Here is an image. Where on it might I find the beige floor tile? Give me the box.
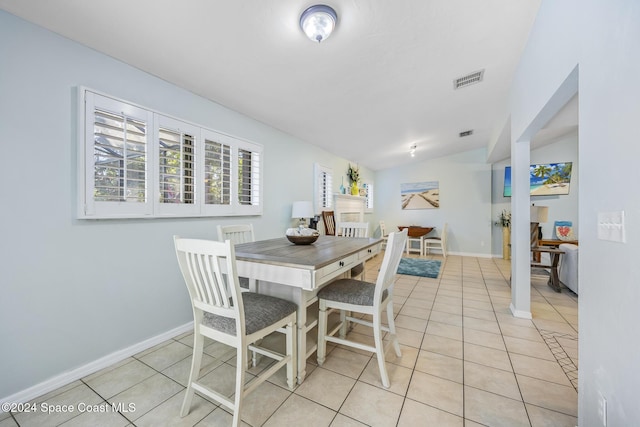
[398,398,463,427]
[340,382,404,427]
[421,333,463,359]
[398,305,430,319]
[463,328,506,351]
[386,343,419,369]
[463,343,512,372]
[463,299,494,311]
[414,350,463,383]
[394,314,428,332]
[462,306,497,321]
[504,335,556,361]
[463,317,501,334]
[137,341,193,371]
[429,310,463,327]
[295,367,356,410]
[510,353,572,387]
[264,394,337,427]
[58,409,131,427]
[464,361,521,400]
[393,326,424,348]
[532,318,577,335]
[197,407,250,426]
[432,301,464,315]
[517,375,578,417]
[108,373,182,421]
[500,323,545,343]
[235,381,292,426]
[434,295,463,307]
[161,352,222,387]
[426,321,462,341]
[84,359,158,399]
[464,386,529,427]
[526,403,578,427]
[318,347,370,379]
[330,413,368,426]
[407,371,463,417]
[360,357,413,395]
[134,391,215,427]
[0,418,19,427]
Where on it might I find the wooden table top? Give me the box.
[539,239,578,246]
[234,236,381,270]
[397,226,434,237]
[531,246,564,254]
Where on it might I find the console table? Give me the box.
[533,239,578,262]
[531,246,565,292]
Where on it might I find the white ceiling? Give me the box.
[1,0,551,170]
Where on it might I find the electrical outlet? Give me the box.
[598,394,607,426]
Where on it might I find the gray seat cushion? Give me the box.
[203,292,297,335]
[317,278,387,306]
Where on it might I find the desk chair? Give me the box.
[317,229,407,388]
[174,236,297,427]
[424,223,448,258]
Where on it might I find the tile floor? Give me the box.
[1,254,578,427]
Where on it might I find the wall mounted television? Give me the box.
[503,162,572,197]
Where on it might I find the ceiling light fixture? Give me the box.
[410,144,417,157]
[300,5,338,43]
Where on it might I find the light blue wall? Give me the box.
[374,148,493,257]
[0,11,372,398]
[491,132,579,256]
[509,0,640,424]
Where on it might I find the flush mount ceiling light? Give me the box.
[410,144,417,157]
[300,5,338,43]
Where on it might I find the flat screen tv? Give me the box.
[503,162,572,197]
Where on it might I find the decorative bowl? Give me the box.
[286,234,319,245]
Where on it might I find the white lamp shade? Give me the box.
[300,5,337,43]
[530,206,549,223]
[292,201,314,219]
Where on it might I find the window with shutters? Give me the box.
[314,163,333,213]
[79,88,263,218]
[362,182,374,213]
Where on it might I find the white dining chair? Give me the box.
[174,236,297,427]
[218,224,255,289]
[336,221,369,280]
[424,223,448,258]
[316,229,408,388]
[379,220,389,249]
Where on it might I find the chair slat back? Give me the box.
[379,220,387,237]
[322,211,336,236]
[375,229,408,297]
[217,224,255,244]
[337,221,369,238]
[174,236,243,326]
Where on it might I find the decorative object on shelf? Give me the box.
[339,177,346,194]
[347,163,360,195]
[553,220,575,241]
[299,4,337,43]
[495,210,511,260]
[285,227,319,245]
[291,200,315,230]
[400,181,439,209]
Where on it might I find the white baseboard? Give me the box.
[510,303,532,319]
[1,322,193,409]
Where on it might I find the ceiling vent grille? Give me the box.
[453,69,484,89]
[459,130,473,137]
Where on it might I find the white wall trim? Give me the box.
[510,303,532,319]
[1,322,193,409]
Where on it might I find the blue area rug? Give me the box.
[397,258,442,278]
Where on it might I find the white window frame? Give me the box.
[314,163,333,213]
[78,87,263,219]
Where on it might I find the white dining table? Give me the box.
[234,235,382,383]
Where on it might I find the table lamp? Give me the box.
[530,205,549,244]
[292,201,314,229]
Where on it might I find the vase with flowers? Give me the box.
[347,163,360,195]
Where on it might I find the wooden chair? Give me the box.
[321,211,336,236]
[174,236,297,427]
[424,223,448,258]
[317,229,408,388]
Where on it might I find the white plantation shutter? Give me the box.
[314,163,333,212]
[79,87,263,218]
[363,182,374,212]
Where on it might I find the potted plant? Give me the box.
[347,164,360,195]
[495,210,511,260]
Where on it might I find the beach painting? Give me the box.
[503,162,572,197]
[401,181,439,210]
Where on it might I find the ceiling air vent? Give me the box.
[453,69,484,89]
[459,130,473,137]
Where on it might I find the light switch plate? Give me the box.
[597,211,626,243]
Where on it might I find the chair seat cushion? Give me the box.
[318,278,387,306]
[203,292,297,335]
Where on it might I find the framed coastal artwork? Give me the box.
[401,181,439,210]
